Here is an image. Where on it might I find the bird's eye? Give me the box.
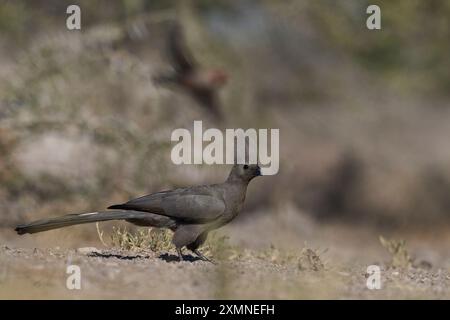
[243,165,249,170]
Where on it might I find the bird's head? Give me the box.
[228,164,262,183]
[209,69,228,87]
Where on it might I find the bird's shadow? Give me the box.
[85,250,203,263]
[158,253,202,263]
[87,251,149,260]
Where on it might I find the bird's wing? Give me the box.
[167,23,197,74]
[190,88,222,120]
[108,186,225,223]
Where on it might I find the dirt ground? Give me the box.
[1,211,450,300]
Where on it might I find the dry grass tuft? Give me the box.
[202,233,234,261]
[379,236,412,269]
[254,244,296,265]
[96,223,173,253]
[298,245,327,271]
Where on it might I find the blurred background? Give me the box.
[1,0,450,259]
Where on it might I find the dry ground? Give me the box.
[1,211,450,300]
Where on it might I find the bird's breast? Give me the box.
[220,187,247,223]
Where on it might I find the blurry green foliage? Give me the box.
[0,1,30,39]
[305,0,450,93]
[1,0,448,95]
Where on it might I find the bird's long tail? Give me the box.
[15,210,150,235]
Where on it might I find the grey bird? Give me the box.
[15,164,261,262]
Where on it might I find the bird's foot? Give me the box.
[193,249,217,264]
[177,248,184,262]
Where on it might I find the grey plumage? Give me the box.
[15,164,261,262]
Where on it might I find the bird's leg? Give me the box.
[177,248,184,262]
[192,249,217,264]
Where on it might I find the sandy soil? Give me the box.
[1,245,449,299]
[1,211,450,299]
